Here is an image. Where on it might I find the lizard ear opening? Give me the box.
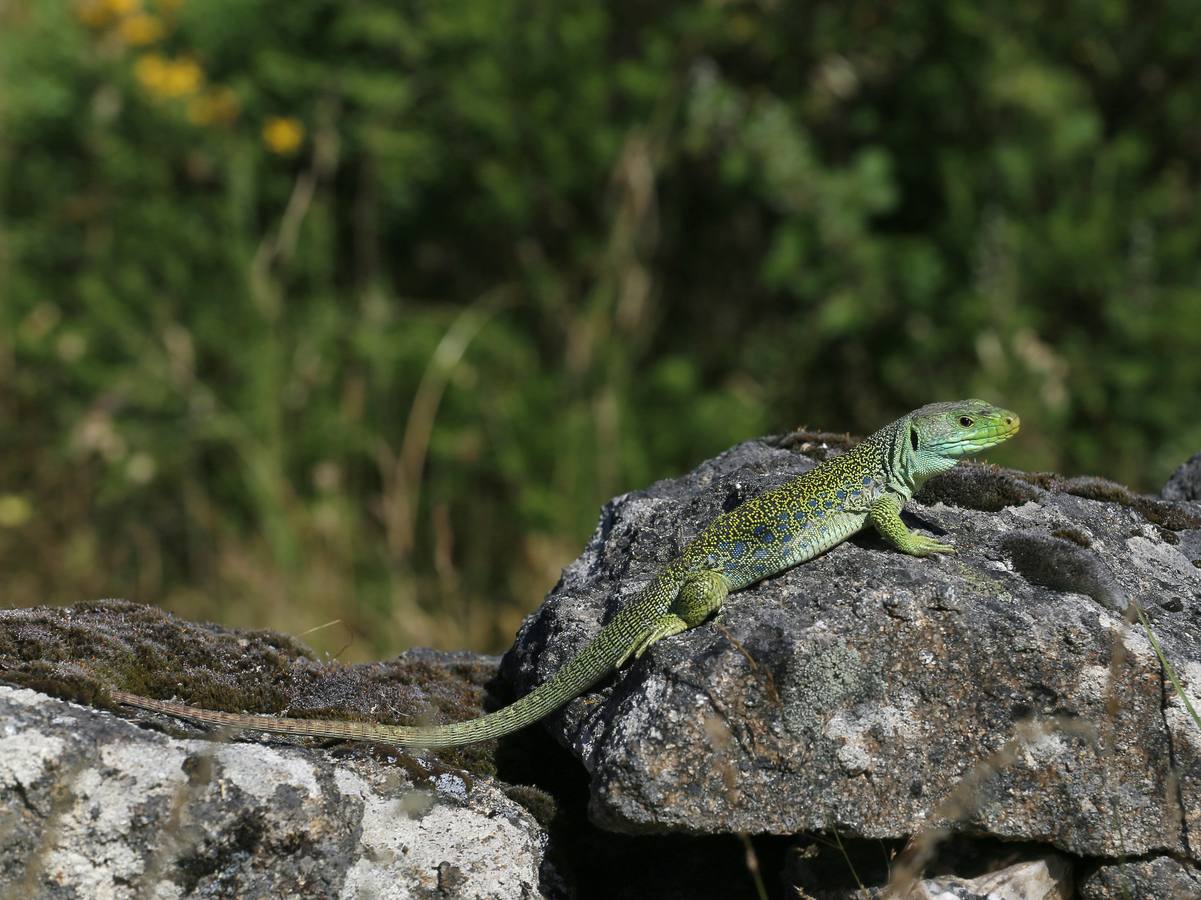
[909,424,920,452]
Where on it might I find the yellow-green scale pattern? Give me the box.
[679,422,899,591]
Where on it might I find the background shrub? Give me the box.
[3,0,1199,656]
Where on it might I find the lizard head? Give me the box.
[903,400,1020,478]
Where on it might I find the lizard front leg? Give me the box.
[617,570,729,666]
[869,494,956,557]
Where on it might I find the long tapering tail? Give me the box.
[112,584,673,749]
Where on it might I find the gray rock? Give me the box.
[0,682,550,899]
[0,603,558,897]
[502,436,1201,870]
[1165,451,1201,502]
[903,854,1072,899]
[1079,855,1201,899]
[9,436,1201,898]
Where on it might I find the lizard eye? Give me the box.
[958,416,974,427]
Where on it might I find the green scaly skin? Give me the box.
[113,400,1019,748]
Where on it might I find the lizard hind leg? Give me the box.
[617,570,729,666]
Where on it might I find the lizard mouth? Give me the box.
[977,417,1020,446]
[933,416,1021,456]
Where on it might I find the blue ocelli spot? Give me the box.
[835,489,846,499]
[808,498,819,508]
[754,547,769,560]
[850,488,862,497]
[753,526,774,543]
[731,541,747,558]
[815,508,824,518]
[862,475,873,486]
[778,530,792,543]
[794,511,808,525]
[823,499,835,509]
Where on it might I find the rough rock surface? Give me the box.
[6,435,1201,897]
[0,603,794,899]
[0,600,514,777]
[1165,450,1201,502]
[0,602,560,897]
[0,682,549,898]
[502,433,1201,870]
[1078,854,1201,899]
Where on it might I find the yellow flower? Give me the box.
[75,0,141,28]
[75,0,110,27]
[0,495,32,528]
[134,53,168,91]
[119,13,164,46]
[161,57,202,97]
[187,86,240,126]
[262,117,305,155]
[135,53,203,99]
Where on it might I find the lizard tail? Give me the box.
[112,579,677,749]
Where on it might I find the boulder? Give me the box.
[0,604,555,898]
[502,434,1201,869]
[0,681,551,899]
[1164,450,1201,502]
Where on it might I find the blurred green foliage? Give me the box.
[2,0,1200,657]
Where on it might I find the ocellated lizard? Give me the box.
[113,400,1019,748]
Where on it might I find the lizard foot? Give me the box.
[616,613,688,667]
[906,534,956,556]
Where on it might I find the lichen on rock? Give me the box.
[0,683,549,898]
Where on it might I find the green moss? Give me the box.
[0,599,317,716]
[1133,498,1201,531]
[381,745,495,783]
[1058,475,1201,530]
[929,468,1201,532]
[1050,526,1092,548]
[774,429,860,459]
[0,666,109,708]
[438,742,500,777]
[0,601,507,779]
[1154,526,1181,546]
[1057,475,1134,504]
[1011,471,1060,490]
[919,462,1045,511]
[503,784,559,828]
